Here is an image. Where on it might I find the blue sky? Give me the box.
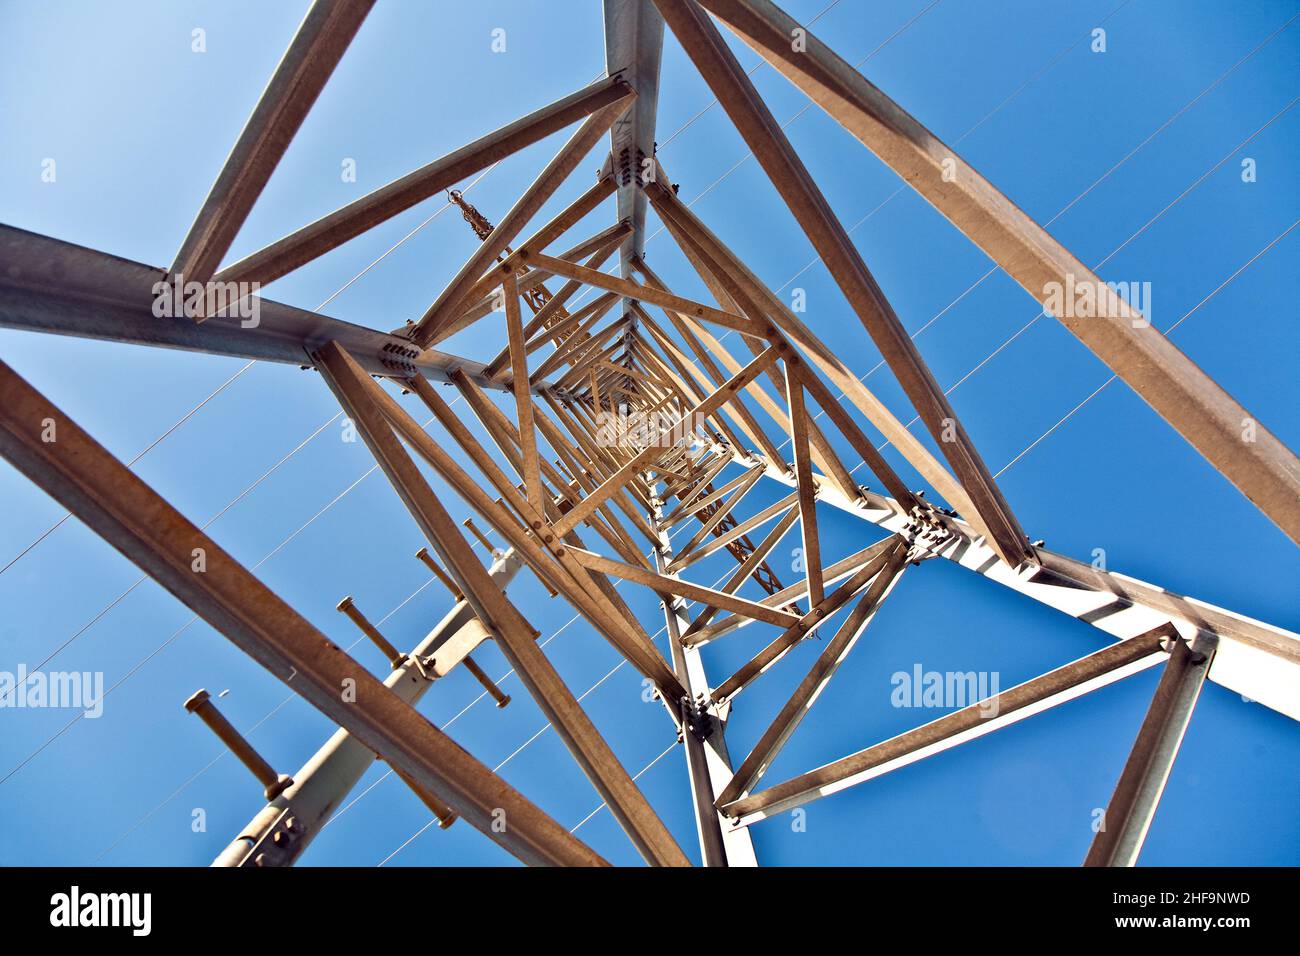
[0,0,1296,867]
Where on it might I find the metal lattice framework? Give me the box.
[1,0,1296,868]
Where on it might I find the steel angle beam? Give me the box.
[603,0,665,280]
[0,225,551,395]
[0,357,605,867]
[721,625,1178,826]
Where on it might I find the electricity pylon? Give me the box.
[0,0,1295,867]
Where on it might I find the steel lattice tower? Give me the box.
[0,0,1296,867]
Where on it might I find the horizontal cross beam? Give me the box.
[0,226,558,396]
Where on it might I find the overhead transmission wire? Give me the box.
[88,0,1149,863]
[726,11,1294,471]
[992,219,1298,479]
[568,739,681,836]
[379,0,1228,866]
[380,2,1298,863]
[0,159,504,583]
[331,8,1300,865]
[90,4,868,860]
[95,0,1248,863]
[1,161,506,766]
[0,361,256,578]
[489,8,1300,861]
[356,2,964,868]
[864,95,1297,464]
[100,511,724,862]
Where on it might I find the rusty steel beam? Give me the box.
[696,0,1300,545]
[315,342,691,866]
[215,553,522,867]
[715,553,907,807]
[722,624,1180,825]
[217,76,635,287]
[410,90,635,347]
[172,0,376,291]
[0,225,558,396]
[0,356,605,867]
[1085,633,1217,866]
[652,0,1031,566]
[603,0,665,279]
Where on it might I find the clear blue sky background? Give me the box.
[0,0,1296,866]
